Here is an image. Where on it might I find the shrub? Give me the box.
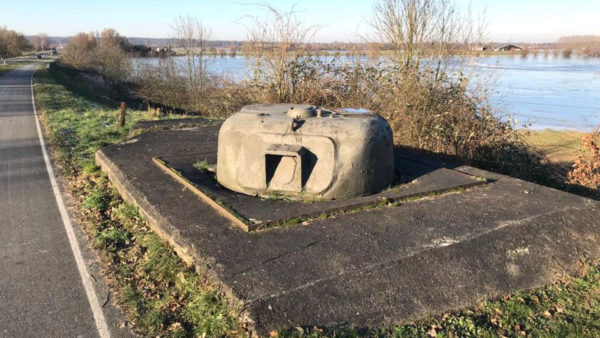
[133,57,254,118]
[133,17,254,118]
[562,48,573,58]
[95,29,132,85]
[234,1,557,184]
[61,32,97,70]
[568,128,600,190]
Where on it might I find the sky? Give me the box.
[1,0,599,43]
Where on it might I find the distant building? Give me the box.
[494,44,523,52]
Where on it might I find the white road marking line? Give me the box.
[29,64,111,338]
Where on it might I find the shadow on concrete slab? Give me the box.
[155,154,488,231]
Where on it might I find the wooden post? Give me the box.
[119,101,126,127]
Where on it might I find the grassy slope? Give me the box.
[34,65,242,337]
[522,129,587,164]
[34,64,600,337]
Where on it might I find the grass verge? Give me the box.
[34,65,243,336]
[0,62,25,75]
[35,64,600,337]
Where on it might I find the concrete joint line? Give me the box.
[30,64,111,338]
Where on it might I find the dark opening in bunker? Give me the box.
[265,145,306,192]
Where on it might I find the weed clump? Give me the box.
[193,159,210,172]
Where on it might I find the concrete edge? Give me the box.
[152,157,251,232]
[95,149,255,328]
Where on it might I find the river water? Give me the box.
[148,55,600,131]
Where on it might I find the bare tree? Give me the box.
[95,28,132,84]
[172,15,211,99]
[372,0,481,76]
[98,28,130,49]
[0,27,29,62]
[61,32,97,69]
[31,33,50,52]
[243,3,319,102]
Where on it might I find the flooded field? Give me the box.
[475,55,600,131]
[143,54,600,131]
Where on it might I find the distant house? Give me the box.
[494,44,523,52]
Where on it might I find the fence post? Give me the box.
[119,101,126,127]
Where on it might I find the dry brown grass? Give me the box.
[521,129,586,164]
[133,58,254,119]
[568,128,600,190]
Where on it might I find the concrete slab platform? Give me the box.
[96,119,600,333]
[154,153,487,231]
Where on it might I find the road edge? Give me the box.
[30,63,112,338]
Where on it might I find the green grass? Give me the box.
[35,65,242,337]
[193,159,211,172]
[34,63,600,337]
[0,62,25,76]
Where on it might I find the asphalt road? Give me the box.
[0,64,104,337]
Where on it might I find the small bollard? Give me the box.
[119,102,126,127]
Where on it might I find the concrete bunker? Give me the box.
[217,104,395,200]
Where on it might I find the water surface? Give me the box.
[143,55,600,131]
[474,55,600,131]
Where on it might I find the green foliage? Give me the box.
[82,183,110,211]
[193,159,210,172]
